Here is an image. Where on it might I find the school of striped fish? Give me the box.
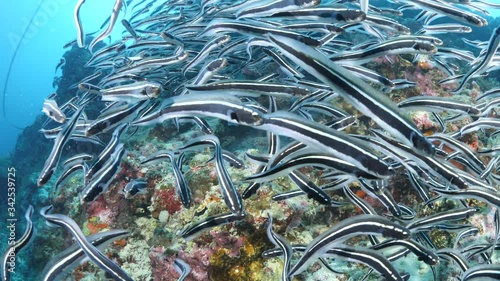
[4,0,500,280]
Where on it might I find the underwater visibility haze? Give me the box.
[2,0,500,280]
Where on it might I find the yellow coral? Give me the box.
[135,217,158,242]
[229,265,247,279]
[242,240,255,256]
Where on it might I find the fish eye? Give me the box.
[146,86,159,97]
[410,132,435,155]
[228,110,240,122]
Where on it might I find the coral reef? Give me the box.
[6,5,500,281]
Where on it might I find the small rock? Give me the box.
[158,210,169,224]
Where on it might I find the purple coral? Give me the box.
[149,243,213,281]
[407,70,438,96]
[412,112,436,131]
[150,247,180,281]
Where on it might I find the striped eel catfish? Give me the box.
[81,143,126,202]
[258,111,393,179]
[142,150,192,208]
[266,33,435,156]
[132,93,264,127]
[26,0,500,279]
[41,229,129,281]
[37,106,86,186]
[173,258,191,281]
[265,214,293,281]
[1,205,34,281]
[461,264,500,281]
[179,135,243,215]
[288,214,410,276]
[40,206,133,281]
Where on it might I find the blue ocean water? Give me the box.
[0,0,124,157]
